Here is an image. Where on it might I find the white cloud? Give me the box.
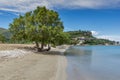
[91,31,99,36]
[96,35,120,42]
[11,12,21,16]
[0,11,19,16]
[0,0,120,13]
[90,30,120,42]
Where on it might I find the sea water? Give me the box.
[66,46,120,80]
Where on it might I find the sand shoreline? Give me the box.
[0,44,70,80]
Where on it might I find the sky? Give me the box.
[0,0,120,41]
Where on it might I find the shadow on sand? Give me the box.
[16,46,64,56]
[35,51,65,56]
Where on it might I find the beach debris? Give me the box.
[0,49,32,58]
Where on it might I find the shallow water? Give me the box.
[66,46,120,80]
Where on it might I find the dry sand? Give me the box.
[0,44,69,80]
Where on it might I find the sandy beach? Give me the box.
[0,44,68,80]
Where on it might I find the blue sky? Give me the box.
[0,0,120,41]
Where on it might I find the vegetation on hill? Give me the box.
[83,38,116,45]
[0,28,7,32]
[67,30,93,38]
[0,28,11,40]
[67,30,117,45]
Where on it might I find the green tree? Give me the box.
[9,6,69,51]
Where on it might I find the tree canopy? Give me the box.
[9,6,69,51]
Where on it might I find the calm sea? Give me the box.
[65,46,120,80]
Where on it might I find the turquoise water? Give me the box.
[66,46,120,80]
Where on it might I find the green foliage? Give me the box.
[9,6,69,50]
[0,34,6,43]
[67,30,93,38]
[83,38,116,45]
[67,30,116,45]
[0,28,7,34]
[0,28,11,39]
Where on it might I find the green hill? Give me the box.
[0,27,11,39]
[67,30,94,38]
[0,28,7,33]
[66,30,117,45]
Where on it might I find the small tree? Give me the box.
[9,6,69,51]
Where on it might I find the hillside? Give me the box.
[0,28,7,33]
[0,27,11,39]
[67,30,94,38]
[67,30,117,45]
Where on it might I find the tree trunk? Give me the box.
[35,41,41,52]
[47,44,51,51]
[35,41,39,48]
[41,39,44,50]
